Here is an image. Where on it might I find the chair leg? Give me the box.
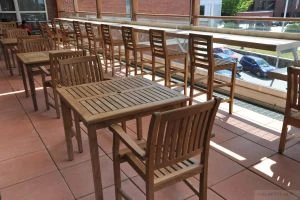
[125,51,130,77]
[207,69,214,101]
[113,136,122,200]
[189,67,195,105]
[229,63,236,114]
[42,75,50,111]
[278,119,289,154]
[146,184,154,200]
[136,117,143,140]
[152,56,156,81]
[74,114,83,153]
[53,90,61,119]
[184,56,188,95]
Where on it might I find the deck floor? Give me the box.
[0,58,299,200]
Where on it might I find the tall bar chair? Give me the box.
[85,22,103,55]
[100,24,124,76]
[58,20,76,49]
[189,33,237,114]
[149,29,188,95]
[73,21,89,51]
[121,26,151,77]
[278,66,300,153]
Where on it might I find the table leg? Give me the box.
[88,125,103,200]
[26,65,38,111]
[3,45,10,71]
[18,58,29,97]
[61,100,74,161]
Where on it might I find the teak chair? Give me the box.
[100,24,124,76]
[149,29,188,95]
[279,66,300,153]
[110,98,221,200]
[73,21,89,51]
[41,50,85,118]
[85,22,103,55]
[58,20,76,49]
[189,33,237,114]
[121,26,151,77]
[58,55,127,155]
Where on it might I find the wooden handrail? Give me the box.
[137,13,189,18]
[194,15,300,22]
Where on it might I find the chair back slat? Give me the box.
[6,28,28,38]
[287,67,300,110]
[58,55,104,86]
[147,98,221,170]
[23,38,53,52]
[189,34,214,71]
[122,26,135,51]
[149,29,167,58]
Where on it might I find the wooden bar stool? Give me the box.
[85,22,103,55]
[100,24,124,76]
[189,33,237,114]
[149,29,188,95]
[73,21,89,51]
[121,26,151,77]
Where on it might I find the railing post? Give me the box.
[73,0,79,17]
[56,0,64,17]
[96,0,102,19]
[190,0,200,26]
[131,0,138,21]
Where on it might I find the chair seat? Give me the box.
[168,49,187,58]
[136,44,151,51]
[122,149,203,188]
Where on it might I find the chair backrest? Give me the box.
[16,35,42,53]
[122,26,136,51]
[149,29,167,59]
[146,98,221,171]
[49,51,84,87]
[101,24,112,46]
[85,22,102,55]
[6,28,28,38]
[189,33,214,71]
[23,38,53,52]
[58,55,104,86]
[286,67,300,111]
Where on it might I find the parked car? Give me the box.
[239,55,276,77]
[213,47,239,61]
[214,53,243,73]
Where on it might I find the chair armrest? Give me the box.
[40,65,50,76]
[109,124,146,160]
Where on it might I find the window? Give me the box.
[0,0,47,22]
[17,0,45,11]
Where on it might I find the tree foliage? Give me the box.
[222,0,253,16]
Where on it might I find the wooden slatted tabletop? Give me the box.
[57,76,189,200]
[57,76,188,125]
